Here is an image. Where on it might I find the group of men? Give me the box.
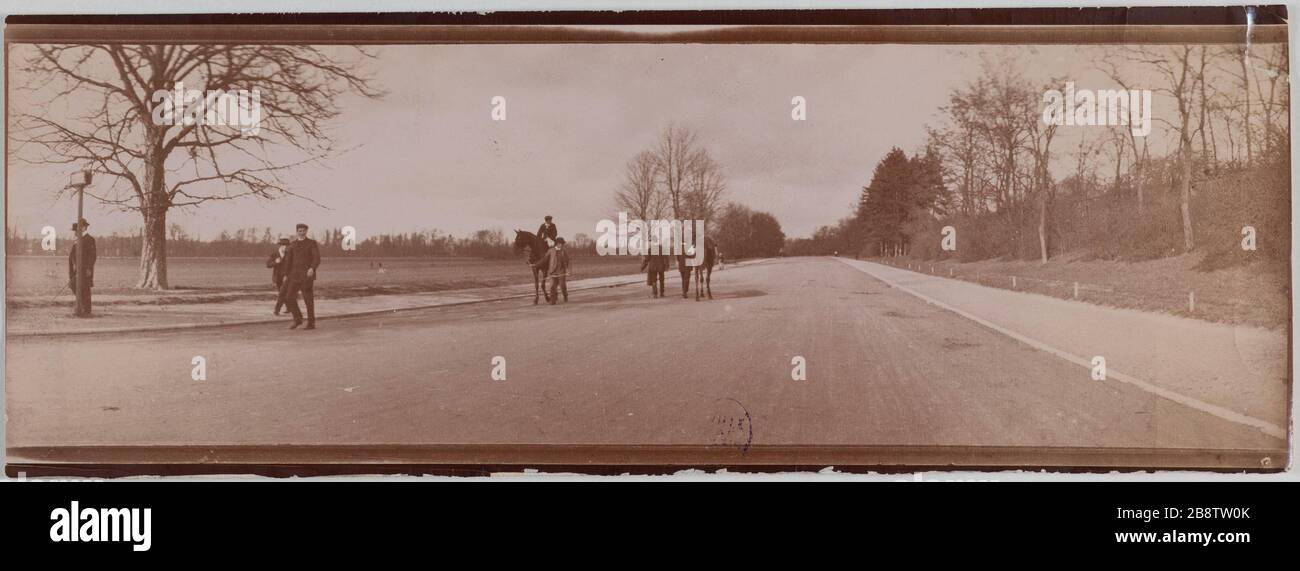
[65,215,575,324]
[265,223,322,330]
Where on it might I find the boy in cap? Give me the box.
[266,237,292,315]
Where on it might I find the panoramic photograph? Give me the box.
[3,28,1291,471]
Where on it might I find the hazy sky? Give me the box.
[6,42,1198,242]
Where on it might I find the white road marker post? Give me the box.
[1012,276,1017,289]
[1189,290,1195,313]
[1073,282,1079,299]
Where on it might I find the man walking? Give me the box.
[67,218,96,317]
[641,253,668,298]
[536,215,558,247]
[283,223,321,329]
[266,237,291,316]
[532,236,571,304]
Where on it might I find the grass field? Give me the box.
[5,255,644,300]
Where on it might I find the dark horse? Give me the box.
[676,236,719,301]
[513,230,550,304]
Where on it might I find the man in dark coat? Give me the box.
[536,215,558,247]
[266,237,291,315]
[641,253,669,298]
[67,218,97,317]
[531,236,571,304]
[283,223,321,329]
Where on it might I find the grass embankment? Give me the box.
[874,252,1288,330]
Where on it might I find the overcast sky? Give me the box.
[7,42,1198,242]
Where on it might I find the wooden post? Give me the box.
[1073,282,1079,299]
[75,185,84,316]
[1012,276,1017,289]
[1189,290,1195,313]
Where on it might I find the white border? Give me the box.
[0,0,1293,482]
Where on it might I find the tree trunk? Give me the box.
[1240,50,1253,165]
[137,205,169,289]
[137,130,170,289]
[1133,138,1147,214]
[1037,193,1048,263]
[1180,135,1195,252]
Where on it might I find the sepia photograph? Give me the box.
[2,12,1292,475]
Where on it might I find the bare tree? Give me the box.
[1026,80,1061,263]
[1250,44,1290,157]
[682,149,727,225]
[614,150,666,223]
[652,123,701,220]
[975,58,1033,213]
[1100,51,1161,216]
[12,44,383,289]
[927,78,990,216]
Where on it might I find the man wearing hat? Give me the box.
[282,223,321,329]
[266,237,292,316]
[537,215,558,247]
[531,236,571,304]
[67,218,97,317]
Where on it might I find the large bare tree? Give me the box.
[614,150,666,223]
[652,123,701,220]
[1026,80,1060,263]
[682,149,727,225]
[12,44,383,289]
[1130,45,1201,252]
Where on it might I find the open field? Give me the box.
[5,255,645,301]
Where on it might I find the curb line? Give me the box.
[10,259,767,338]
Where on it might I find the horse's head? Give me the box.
[512,229,531,255]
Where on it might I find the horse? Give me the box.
[513,229,550,304]
[676,236,718,301]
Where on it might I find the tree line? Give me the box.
[5,225,601,259]
[791,46,1289,267]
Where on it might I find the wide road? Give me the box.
[5,257,1285,460]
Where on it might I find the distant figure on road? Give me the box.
[266,237,291,316]
[283,223,321,330]
[641,253,669,298]
[537,215,558,248]
[532,236,570,304]
[67,218,96,317]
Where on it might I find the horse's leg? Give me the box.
[706,265,713,299]
[533,267,540,305]
[694,266,701,301]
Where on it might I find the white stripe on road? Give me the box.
[837,258,1287,440]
